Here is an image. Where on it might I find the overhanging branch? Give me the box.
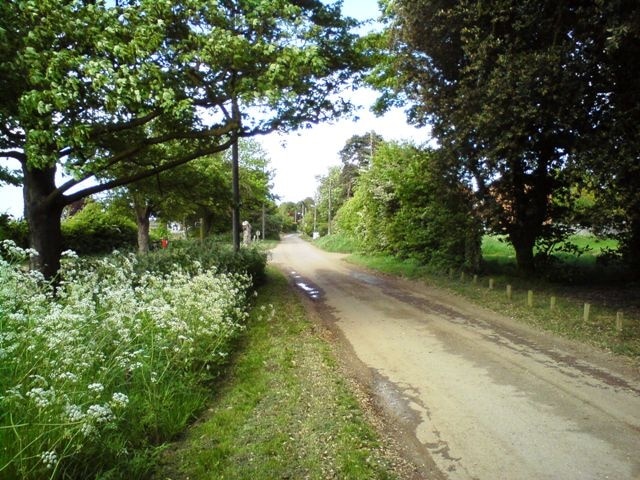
[1,150,27,163]
[56,122,238,195]
[60,139,235,205]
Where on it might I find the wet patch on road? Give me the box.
[288,270,324,301]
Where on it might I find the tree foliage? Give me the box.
[0,0,365,277]
[375,0,640,273]
[338,131,384,198]
[336,142,482,270]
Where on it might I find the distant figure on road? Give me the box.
[242,220,252,246]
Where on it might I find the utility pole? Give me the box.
[313,200,317,234]
[231,95,241,252]
[328,178,332,236]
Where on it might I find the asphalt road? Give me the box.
[271,234,640,480]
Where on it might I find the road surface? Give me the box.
[270,235,640,480]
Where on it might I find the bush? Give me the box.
[0,242,252,479]
[134,238,267,287]
[0,214,29,247]
[62,202,137,255]
[337,143,482,271]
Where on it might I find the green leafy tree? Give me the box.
[277,201,297,233]
[0,0,365,278]
[569,2,640,270]
[315,166,347,235]
[336,142,481,269]
[105,137,273,252]
[338,131,384,197]
[375,0,639,273]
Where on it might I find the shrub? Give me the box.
[337,143,482,271]
[0,214,29,247]
[62,202,137,255]
[134,238,267,287]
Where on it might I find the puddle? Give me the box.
[350,271,383,286]
[290,271,323,301]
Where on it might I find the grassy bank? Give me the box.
[154,267,398,480]
[0,242,261,479]
[313,235,640,359]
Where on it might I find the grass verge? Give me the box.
[153,267,397,480]
[314,232,361,253]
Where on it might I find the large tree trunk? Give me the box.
[134,201,152,254]
[201,213,214,238]
[23,164,65,280]
[510,231,536,274]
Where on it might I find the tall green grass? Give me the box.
[314,233,361,254]
[0,240,262,479]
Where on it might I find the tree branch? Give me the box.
[0,124,25,145]
[1,150,27,163]
[56,122,238,195]
[88,110,163,140]
[60,139,235,205]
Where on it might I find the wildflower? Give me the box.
[65,404,85,422]
[86,404,114,424]
[87,383,104,394]
[57,372,78,383]
[110,392,129,408]
[40,450,57,469]
[81,423,95,437]
[27,387,54,408]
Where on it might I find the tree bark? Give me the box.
[508,221,538,273]
[23,164,65,280]
[134,201,152,254]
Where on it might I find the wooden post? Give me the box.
[527,290,533,307]
[583,303,591,322]
[616,312,624,332]
[550,296,557,310]
[449,268,454,279]
[460,271,466,282]
[489,278,494,290]
[506,285,512,300]
[473,274,478,285]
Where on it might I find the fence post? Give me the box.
[506,285,512,300]
[473,274,478,285]
[616,312,624,332]
[550,296,557,310]
[460,271,466,282]
[527,290,534,307]
[489,278,494,290]
[583,303,591,322]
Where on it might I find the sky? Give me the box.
[0,0,430,218]
[261,0,429,204]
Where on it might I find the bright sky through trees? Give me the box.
[262,0,428,204]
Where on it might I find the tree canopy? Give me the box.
[374,0,640,272]
[0,0,367,277]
